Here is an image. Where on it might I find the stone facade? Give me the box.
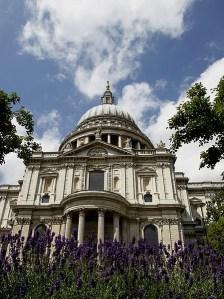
[0,83,223,246]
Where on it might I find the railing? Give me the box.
[32,152,59,158]
[135,149,171,155]
[135,149,155,155]
[188,182,224,188]
[43,153,59,158]
[0,185,20,191]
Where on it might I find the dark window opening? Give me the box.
[89,171,104,191]
[144,192,152,202]
[132,139,138,149]
[195,218,202,226]
[89,135,95,142]
[140,143,146,149]
[111,134,118,146]
[41,193,50,203]
[144,224,158,246]
[72,140,77,149]
[101,134,107,142]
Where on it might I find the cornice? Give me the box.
[140,217,181,227]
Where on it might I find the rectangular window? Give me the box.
[89,171,104,191]
[41,194,50,203]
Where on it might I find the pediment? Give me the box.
[62,141,133,157]
[190,197,203,204]
[136,166,156,175]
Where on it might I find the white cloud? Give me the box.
[20,0,194,98]
[118,82,160,127]
[37,109,61,128]
[46,72,67,82]
[12,118,27,136]
[146,57,224,181]
[0,154,25,185]
[36,127,61,152]
[195,58,224,98]
[155,79,167,89]
[36,109,62,151]
[0,110,62,185]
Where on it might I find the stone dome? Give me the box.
[59,82,154,151]
[78,104,135,125]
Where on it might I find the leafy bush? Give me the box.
[207,217,224,254]
[0,230,224,299]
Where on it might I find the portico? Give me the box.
[64,208,122,245]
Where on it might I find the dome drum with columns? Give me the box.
[0,82,223,246]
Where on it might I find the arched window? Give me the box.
[89,170,104,191]
[144,224,158,246]
[35,224,47,238]
[144,192,152,202]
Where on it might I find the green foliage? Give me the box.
[206,189,224,223]
[206,189,224,253]
[207,217,224,254]
[168,76,224,169]
[1,235,224,299]
[0,90,40,165]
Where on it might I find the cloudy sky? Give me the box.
[0,0,224,184]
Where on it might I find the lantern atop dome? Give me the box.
[101,81,114,104]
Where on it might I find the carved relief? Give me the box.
[140,217,180,229]
[15,217,32,225]
[157,140,166,148]
[39,217,63,225]
[63,142,72,152]
[87,147,108,157]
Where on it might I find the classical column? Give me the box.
[122,218,128,243]
[118,135,122,147]
[65,213,72,239]
[60,218,66,236]
[113,213,120,241]
[137,141,141,150]
[97,209,105,244]
[77,210,85,245]
[107,134,111,144]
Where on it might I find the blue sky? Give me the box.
[0,0,224,184]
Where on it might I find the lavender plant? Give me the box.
[0,230,223,299]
